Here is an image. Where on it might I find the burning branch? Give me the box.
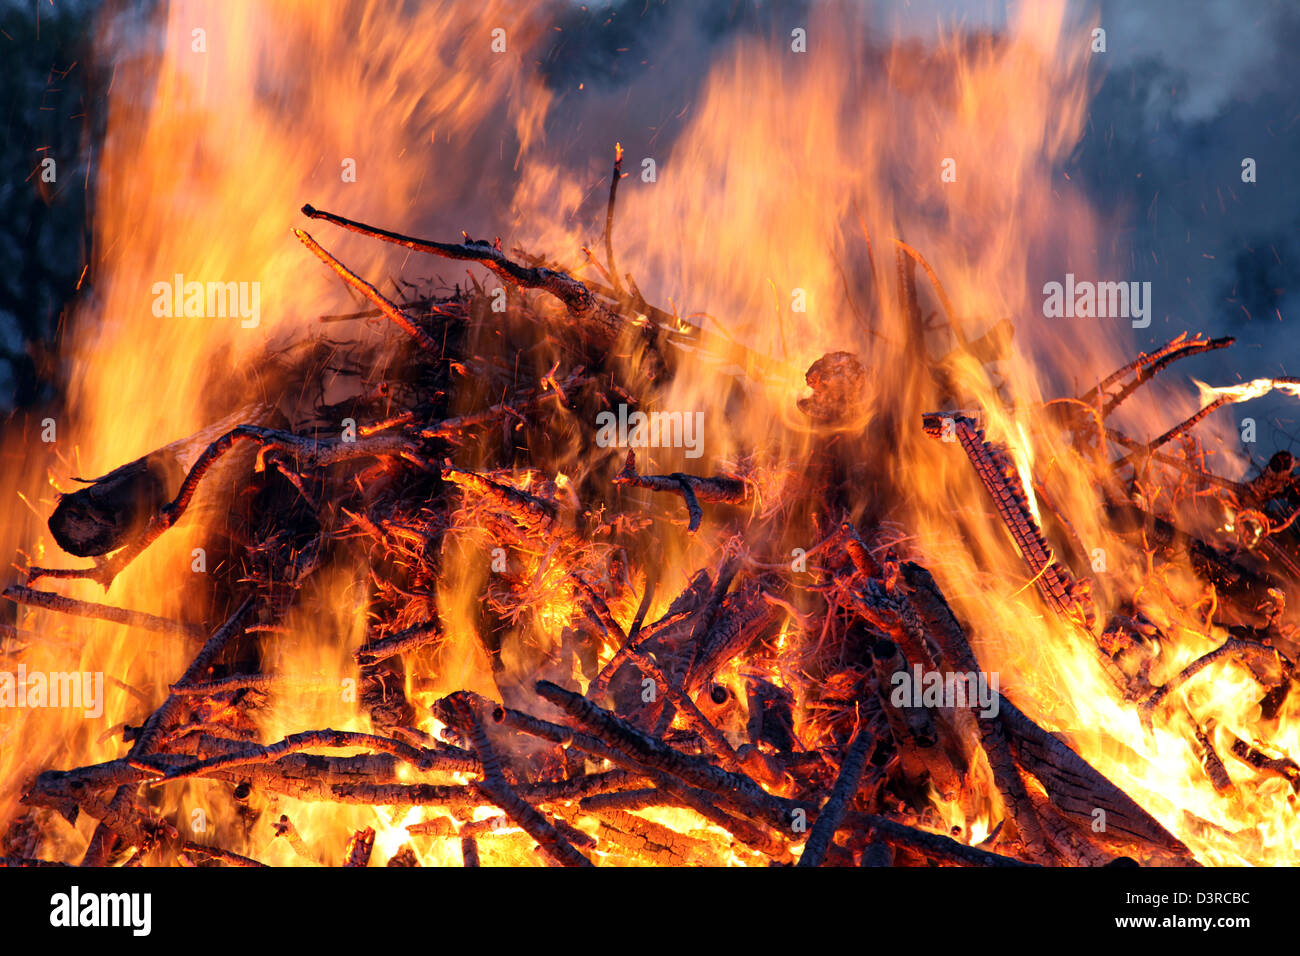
[294,228,442,352]
[796,711,874,867]
[604,142,624,298]
[445,693,594,868]
[1081,333,1235,417]
[612,449,749,533]
[922,412,1096,630]
[3,585,203,639]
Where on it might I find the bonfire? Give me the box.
[2,1,1296,870]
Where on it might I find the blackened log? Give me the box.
[343,827,375,867]
[385,846,421,867]
[797,717,874,867]
[995,695,1193,858]
[898,562,1049,859]
[355,619,442,665]
[460,836,480,867]
[841,811,1035,867]
[359,658,415,733]
[49,453,177,558]
[47,404,271,557]
[1227,735,1300,791]
[1192,720,1234,795]
[796,352,869,425]
[595,808,719,866]
[746,677,797,753]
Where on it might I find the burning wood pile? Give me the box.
[4,158,1298,868]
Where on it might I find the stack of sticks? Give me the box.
[4,151,1299,867]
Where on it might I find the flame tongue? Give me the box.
[1195,376,1300,405]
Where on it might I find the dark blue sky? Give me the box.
[1078,0,1300,457]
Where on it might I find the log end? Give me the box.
[48,454,176,557]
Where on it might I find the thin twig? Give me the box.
[294,228,440,351]
[1140,637,1283,721]
[604,143,624,297]
[355,619,442,665]
[301,204,606,320]
[3,585,204,639]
